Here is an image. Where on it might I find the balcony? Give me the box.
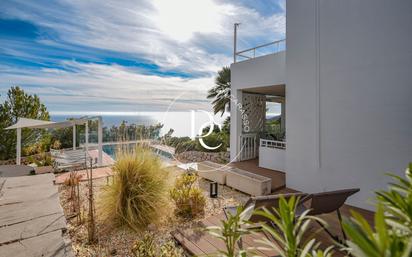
[234,39,286,63]
[231,40,286,91]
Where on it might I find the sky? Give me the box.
[0,0,285,115]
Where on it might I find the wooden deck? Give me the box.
[172,188,374,257]
[230,158,285,191]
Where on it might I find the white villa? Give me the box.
[230,0,412,210]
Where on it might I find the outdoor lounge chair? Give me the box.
[223,192,308,248]
[224,192,308,222]
[51,149,87,171]
[297,188,360,242]
[223,188,359,248]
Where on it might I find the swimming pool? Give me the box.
[102,143,173,161]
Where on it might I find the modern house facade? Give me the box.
[230,0,412,210]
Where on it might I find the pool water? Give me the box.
[102,143,173,161]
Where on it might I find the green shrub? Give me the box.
[206,205,253,257]
[175,140,197,154]
[255,196,332,257]
[343,163,412,257]
[52,140,62,149]
[99,147,169,231]
[170,173,206,218]
[166,136,191,147]
[131,233,184,257]
[26,152,53,167]
[131,233,156,257]
[195,132,228,152]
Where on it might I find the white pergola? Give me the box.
[5,117,103,166]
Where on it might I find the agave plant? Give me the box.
[206,205,254,257]
[254,196,330,257]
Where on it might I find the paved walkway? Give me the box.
[87,149,115,166]
[0,174,73,257]
[55,166,113,184]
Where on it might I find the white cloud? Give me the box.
[151,0,228,42]
[0,61,214,112]
[1,0,285,74]
[0,0,285,112]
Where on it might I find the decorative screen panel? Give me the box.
[242,93,266,133]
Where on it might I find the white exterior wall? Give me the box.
[230,52,285,161]
[286,0,412,210]
[259,146,286,172]
[231,52,285,91]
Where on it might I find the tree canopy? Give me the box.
[0,86,50,160]
[207,66,231,116]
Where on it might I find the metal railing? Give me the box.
[239,133,258,161]
[260,139,286,149]
[234,39,286,62]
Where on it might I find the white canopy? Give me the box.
[5,117,103,166]
[5,117,90,130]
[5,118,55,130]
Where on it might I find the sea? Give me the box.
[51,111,229,138]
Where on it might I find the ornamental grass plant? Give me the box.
[99,146,170,231]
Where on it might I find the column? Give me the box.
[72,124,76,150]
[281,100,286,133]
[97,117,103,166]
[16,128,21,165]
[85,121,89,153]
[229,89,243,162]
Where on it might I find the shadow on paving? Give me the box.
[0,173,73,257]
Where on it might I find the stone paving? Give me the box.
[0,173,73,257]
[54,166,113,184]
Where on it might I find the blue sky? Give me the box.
[0,0,285,114]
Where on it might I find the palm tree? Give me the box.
[207,66,231,116]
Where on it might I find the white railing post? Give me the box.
[16,128,21,165]
[234,23,240,63]
[97,116,103,167]
[85,120,89,153]
[72,124,76,150]
[239,133,257,161]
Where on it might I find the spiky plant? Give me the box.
[342,205,412,257]
[99,147,169,231]
[206,205,254,257]
[342,164,412,257]
[376,163,412,236]
[254,196,330,257]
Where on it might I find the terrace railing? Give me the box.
[234,39,286,62]
[239,133,258,161]
[260,139,286,150]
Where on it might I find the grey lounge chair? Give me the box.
[51,149,87,171]
[223,192,308,248]
[297,188,360,242]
